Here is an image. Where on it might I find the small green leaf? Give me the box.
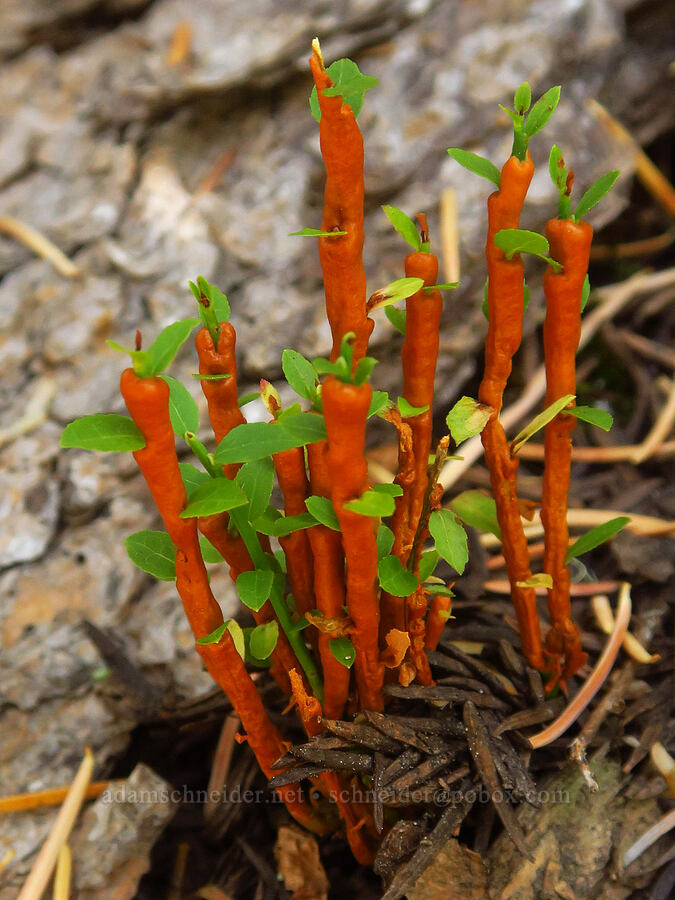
[514,82,531,114]
[277,412,327,446]
[124,530,176,580]
[494,228,549,260]
[180,478,248,518]
[368,390,391,418]
[191,373,231,381]
[564,517,630,564]
[398,397,429,418]
[418,550,439,583]
[425,583,455,597]
[511,394,575,454]
[446,149,501,187]
[199,536,224,564]
[106,340,151,373]
[310,58,378,122]
[195,276,230,322]
[353,356,378,386]
[272,513,317,537]
[450,491,501,539]
[368,277,425,312]
[382,205,422,251]
[305,496,340,531]
[144,318,200,376]
[482,277,490,320]
[378,555,419,596]
[282,349,318,401]
[429,509,468,574]
[60,414,145,452]
[574,170,620,221]
[523,85,561,138]
[344,490,396,518]
[384,305,406,335]
[249,620,279,660]
[568,406,613,431]
[197,619,245,660]
[242,627,273,667]
[548,144,567,192]
[329,637,356,669]
[372,483,404,498]
[376,524,394,559]
[215,422,301,465]
[446,396,493,446]
[581,275,591,312]
[236,570,274,612]
[235,457,275,522]
[179,462,210,493]
[253,506,283,536]
[313,356,350,381]
[162,376,199,436]
[289,227,347,237]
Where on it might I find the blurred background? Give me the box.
[0,1,673,896]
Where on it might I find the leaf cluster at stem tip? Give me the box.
[309,57,379,123]
[548,145,620,222]
[313,333,377,385]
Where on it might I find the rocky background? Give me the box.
[0,0,672,895]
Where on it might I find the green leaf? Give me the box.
[329,637,356,668]
[180,478,247,518]
[368,390,391,418]
[242,627,273,667]
[581,275,591,312]
[450,491,501,539]
[429,509,468,574]
[144,318,200,376]
[565,517,630,564]
[253,506,283,536]
[249,620,279,660]
[446,148,501,187]
[548,144,567,192]
[106,340,151,372]
[289,227,347,237]
[124,530,176,580]
[425,583,455,597]
[425,283,460,293]
[199,535,224,564]
[192,373,231,381]
[398,397,429,418]
[310,58,378,122]
[282,349,318,401]
[418,550,439,583]
[514,82,531,113]
[305,496,340,531]
[344,490,396,518]
[382,205,422,251]
[372,483,404,498]
[368,277,424,312]
[446,396,493,446]
[60,414,145,452]
[313,356,350,381]
[196,276,231,322]
[272,513,317,538]
[511,393,575,454]
[197,619,245,659]
[235,457,274,522]
[574,170,620,221]
[384,305,406,335]
[161,376,199,436]
[568,406,613,431]
[354,356,378,386]
[215,422,301,465]
[523,85,561,138]
[238,391,259,407]
[517,573,553,589]
[494,228,549,260]
[376,524,394,559]
[277,412,327,446]
[378,555,419,596]
[179,462,210,494]
[236,570,274,612]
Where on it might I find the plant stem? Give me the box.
[228,505,324,702]
[185,432,220,478]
